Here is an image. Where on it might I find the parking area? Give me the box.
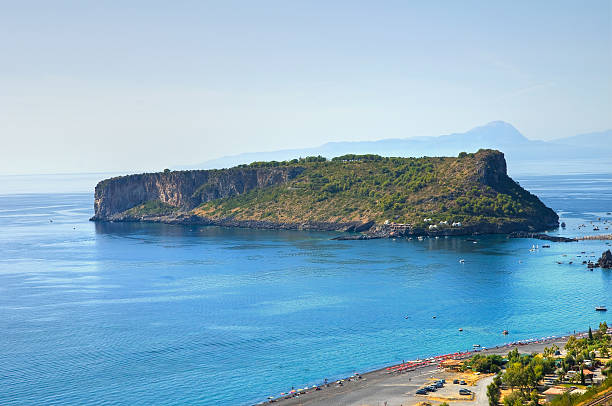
[414,373,495,406]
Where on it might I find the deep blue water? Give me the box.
[0,174,611,405]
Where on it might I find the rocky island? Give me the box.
[91,149,558,237]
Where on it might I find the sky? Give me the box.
[0,1,610,175]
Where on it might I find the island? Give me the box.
[90,149,559,237]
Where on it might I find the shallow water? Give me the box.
[0,174,610,405]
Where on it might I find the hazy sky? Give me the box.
[1,1,610,175]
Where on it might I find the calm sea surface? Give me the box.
[1,174,610,405]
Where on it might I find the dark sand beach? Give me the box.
[265,334,579,406]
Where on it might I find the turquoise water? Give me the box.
[0,174,610,405]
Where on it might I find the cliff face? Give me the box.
[472,149,507,187]
[92,167,304,220]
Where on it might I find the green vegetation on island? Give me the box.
[123,200,179,217]
[194,150,556,230]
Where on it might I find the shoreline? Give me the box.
[258,331,586,406]
[91,216,560,240]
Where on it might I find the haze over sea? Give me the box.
[1,174,610,405]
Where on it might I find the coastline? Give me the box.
[259,331,584,406]
[91,214,560,239]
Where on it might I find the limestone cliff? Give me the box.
[92,167,304,220]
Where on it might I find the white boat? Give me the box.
[595,306,607,311]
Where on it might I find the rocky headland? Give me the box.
[91,150,559,238]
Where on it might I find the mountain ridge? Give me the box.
[183,122,610,175]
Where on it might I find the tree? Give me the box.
[529,389,540,406]
[543,344,559,358]
[557,369,565,383]
[487,375,502,406]
[588,327,593,341]
[504,363,530,395]
[604,360,612,376]
[503,391,524,406]
[508,348,520,363]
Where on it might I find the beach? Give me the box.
[266,334,577,406]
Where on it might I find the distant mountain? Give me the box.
[554,130,612,148]
[182,122,611,175]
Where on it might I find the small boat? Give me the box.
[473,344,481,348]
[502,330,509,335]
[459,259,465,263]
[595,306,607,311]
[542,245,550,248]
[458,328,463,332]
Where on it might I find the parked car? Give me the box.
[427,386,437,392]
[434,382,443,388]
[416,389,428,395]
[459,380,467,385]
[439,379,446,384]
[453,379,460,384]
[459,389,472,395]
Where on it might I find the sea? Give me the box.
[0,173,610,405]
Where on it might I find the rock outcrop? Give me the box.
[508,232,577,242]
[597,250,612,268]
[473,148,508,187]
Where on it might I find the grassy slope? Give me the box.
[190,150,554,229]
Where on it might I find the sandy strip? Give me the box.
[261,334,578,406]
